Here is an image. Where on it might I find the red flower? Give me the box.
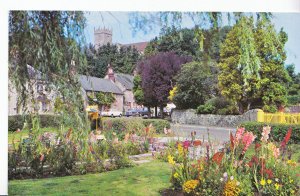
[212,152,224,165]
[193,140,202,146]
[40,154,44,162]
[280,128,292,149]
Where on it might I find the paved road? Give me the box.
[170,123,236,142]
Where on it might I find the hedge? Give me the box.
[8,115,60,132]
[102,118,170,135]
[240,121,300,144]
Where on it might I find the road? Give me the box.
[170,123,236,142]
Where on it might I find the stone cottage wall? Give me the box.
[171,109,259,127]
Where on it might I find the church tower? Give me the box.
[94,27,112,50]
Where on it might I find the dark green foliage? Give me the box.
[8,115,60,131]
[133,75,144,105]
[285,64,300,105]
[196,104,215,114]
[83,43,140,78]
[145,26,231,62]
[240,121,300,144]
[173,61,217,109]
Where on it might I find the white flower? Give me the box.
[275,178,279,182]
[223,172,228,178]
[220,178,224,182]
[236,181,240,186]
[230,176,234,180]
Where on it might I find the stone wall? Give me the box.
[171,109,259,127]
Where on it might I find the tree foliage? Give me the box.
[9,11,89,157]
[144,26,231,63]
[87,92,116,110]
[218,16,290,113]
[173,61,217,109]
[83,43,140,78]
[9,11,88,119]
[132,75,144,105]
[137,52,191,116]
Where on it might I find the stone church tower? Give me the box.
[94,27,112,50]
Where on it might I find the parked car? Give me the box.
[137,108,151,117]
[125,109,139,117]
[101,110,122,117]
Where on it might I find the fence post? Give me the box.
[257,109,264,122]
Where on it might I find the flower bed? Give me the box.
[160,127,299,195]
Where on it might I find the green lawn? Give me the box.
[9,161,171,196]
[8,127,61,145]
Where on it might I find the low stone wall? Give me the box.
[171,109,259,127]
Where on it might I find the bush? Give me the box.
[8,114,60,132]
[240,121,300,144]
[287,95,300,106]
[196,97,239,115]
[102,118,171,137]
[196,103,215,114]
[142,119,171,134]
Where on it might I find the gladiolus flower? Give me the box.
[242,132,256,153]
[261,126,271,142]
[235,127,245,142]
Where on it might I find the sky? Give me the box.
[84,12,300,73]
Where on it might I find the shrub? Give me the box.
[102,118,170,136]
[287,95,300,106]
[196,103,215,114]
[196,97,239,115]
[142,119,171,134]
[8,115,60,132]
[240,121,300,144]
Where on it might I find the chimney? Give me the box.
[107,64,115,82]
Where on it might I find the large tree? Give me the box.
[173,61,217,109]
[144,26,231,63]
[218,16,261,114]
[137,52,191,117]
[254,19,290,112]
[83,43,140,78]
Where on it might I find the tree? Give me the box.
[9,11,88,126]
[173,61,216,109]
[83,43,140,78]
[137,52,191,118]
[132,75,144,105]
[285,64,300,105]
[144,26,231,63]
[218,16,261,114]
[254,19,291,112]
[87,92,115,111]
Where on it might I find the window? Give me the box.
[37,84,43,93]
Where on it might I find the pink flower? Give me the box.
[242,131,256,153]
[261,126,271,142]
[183,140,191,149]
[235,127,245,143]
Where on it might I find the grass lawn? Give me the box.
[9,161,171,196]
[8,127,61,145]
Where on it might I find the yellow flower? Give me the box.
[287,160,297,167]
[178,143,184,156]
[173,172,179,179]
[275,183,280,190]
[289,179,294,183]
[267,179,272,184]
[223,180,240,196]
[168,155,175,165]
[260,179,266,186]
[183,180,199,194]
[291,190,295,194]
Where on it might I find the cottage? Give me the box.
[79,74,124,112]
[104,64,140,111]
